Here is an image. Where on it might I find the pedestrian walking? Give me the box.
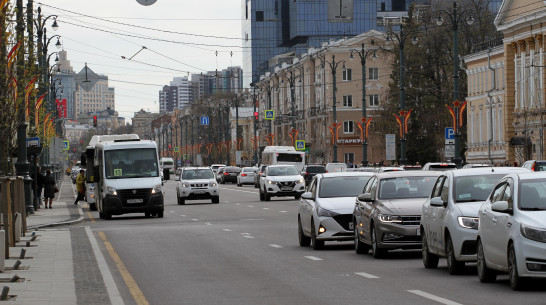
[43,169,56,209]
[35,166,45,207]
[74,169,86,205]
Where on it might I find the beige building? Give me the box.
[133,109,162,140]
[255,30,391,165]
[464,0,546,165]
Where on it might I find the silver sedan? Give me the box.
[298,172,374,250]
[237,167,257,186]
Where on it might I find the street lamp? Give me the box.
[281,69,301,131]
[385,24,418,165]
[436,1,474,167]
[350,40,377,167]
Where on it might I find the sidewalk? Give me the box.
[3,177,85,304]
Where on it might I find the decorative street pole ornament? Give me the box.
[394,109,412,138]
[355,117,373,142]
[329,122,342,145]
[288,128,299,147]
[136,0,157,6]
[446,100,467,130]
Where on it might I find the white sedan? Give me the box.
[298,172,374,250]
[237,167,257,186]
[477,172,546,290]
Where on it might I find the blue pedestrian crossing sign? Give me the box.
[174,146,179,152]
[265,110,275,120]
[201,116,210,125]
[62,141,69,151]
[295,140,305,151]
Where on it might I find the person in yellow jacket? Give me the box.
[74,169,86,205]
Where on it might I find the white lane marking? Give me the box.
[234,203,241,206]
[355,272,379,279]
[269,244,283,248]
[248,205,254,207]
[222,229,232,232]
[169,211,175,213]
[263,208,270,210]
[280,211,288,213]
[304,256,323,261]
[191,219,198,221]
[218,187,258,195]
[242,219,264,221]
[205,222,212,226]
[407,290,463,305]
[85,227,125,305]
[243,235,254,239]
[180,215,186,217]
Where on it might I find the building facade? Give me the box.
[74,75,115,119]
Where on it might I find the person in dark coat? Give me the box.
[35,166,45,207]
[43,169,56,209]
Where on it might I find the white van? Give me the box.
[261,146,305,172]
[93,138,164,219]
[160,157,175,174]
[325,162,347,173]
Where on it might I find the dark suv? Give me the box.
[220,166,241,184]
[301,164,326,186]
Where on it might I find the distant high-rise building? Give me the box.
[74,75,115,118]
[159,76,194,113]
[53,50,76,119]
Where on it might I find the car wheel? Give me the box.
[157,211,164,218]
[103,211,112,220]
[212,196,220,204]
[509,244,524,290]
[477,239,497,283]
[89,203,97,211]
[237,182,241,187]
[446,234,465,274]
[254,182,258,188]
[178,195,185,205]
[371,225,386,258]
[298,217,311,247]
[354,219,370,254]
[145,212,151,218]
[294,194,301,200]
[421,231,439,268]
[311,220,324,250]
[264,189,271,201]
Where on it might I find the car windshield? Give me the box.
[427,164,457,171]
[306,166,326,173]
[518,179,546,210]
[454,174,506,202]
[182,169,214,180]
[104,149,159,179]
[277,153,302,162]
[379,176,437,199]
[268,167,298,176]
[319,176,372,198]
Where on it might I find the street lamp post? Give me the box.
[281,70,300,131]
[386,25,418,165]
[437,2,474,167]
[350,41,377,167]
[251,83,258,165]
[322,54,346,163]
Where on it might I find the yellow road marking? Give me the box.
[98,231,149,305]
[84,203,96,222]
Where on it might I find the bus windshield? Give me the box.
[277,153,302,162]
[104,149,159,179]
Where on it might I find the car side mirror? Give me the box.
[357,193,373,202]
[430,197,447,207]
[301,192,313,200]
[491,201,511,213]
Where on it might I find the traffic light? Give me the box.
[254,111,259,120]
[93,116,98,127]
[168,144,172,151]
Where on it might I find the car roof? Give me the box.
[267,164,297,168]
[305,164,325,167]
[516,172,546,181]
[318,172,375,178]
[448,167,530,177]
[182,167,212,171]
[375,171,442,178]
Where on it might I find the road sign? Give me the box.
[200,116,209,125]
[445,144,455,158]
[385,134,396,161]
[26,137,40,147]
[183,154,188,160]
[295,140,305,150]
[445,127,455,139]
[177,160,181,166]
[174,146,179,152]
[62,141,69,151]
[265,110,275,120]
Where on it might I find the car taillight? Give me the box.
[224,172,229,175]
[532,163,536,171]
[241,173,247,177]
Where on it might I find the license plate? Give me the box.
[281,186,292,191]
[194,190,206,194]
[416,227,421,236]
[127,198,143,204]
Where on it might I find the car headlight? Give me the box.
[457,217,479,230]
[316,206,339,217]
[209,181,217,187]
[181,182,190,188]
[151,184,162,194]
[378,214,403,223]
[106,186,117,196]
[297,178,304,184]
[520,223,546,243]
[267,180,276,185]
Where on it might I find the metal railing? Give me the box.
[0,177,27,259]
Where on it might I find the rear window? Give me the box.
[427,164,457,171]
[225,167,241,173]
[534,162,546,171]
[306,166,326,173]
[277,153,303,162]
[242,168,256,173]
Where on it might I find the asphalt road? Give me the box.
[81,179,546,305]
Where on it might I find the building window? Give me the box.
[343,95,353,107]
[369,94,379,106]
[342,69,352,81]
[368,68,378,81]
[256,11,264,22]
[343,121,354,133]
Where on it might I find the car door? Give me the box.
[423,175,447,254]
[361,177,378,244]
[300,178,318,235]
[480,181,507,268]
[488,179,514,267]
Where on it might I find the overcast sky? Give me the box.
[40,0,244,122]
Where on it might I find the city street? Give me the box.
[71,179,546,305]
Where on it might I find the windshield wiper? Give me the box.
[520,207,546,211]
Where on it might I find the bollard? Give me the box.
[12,260,20,270]
[9,275,19,283]
[30,235,36,242]
[0,286,8,300]
[19,249,25,259]
[13,213,20,243]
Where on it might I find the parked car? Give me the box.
[325,162,347,173]
[220,166,241,184]
[422,162,458,171]
[176,167,219,205]
[522,160,546,171]
[254,165,268,188]
[353,171,441,258]
[237,167,257,186]
[477,172,546,290]
[420,167,530,274]
[259,165,305,201]
[298,172,374,250]
[210,164,226,175]
[301,164,327,186]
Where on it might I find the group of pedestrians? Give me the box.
[34,166,56,209]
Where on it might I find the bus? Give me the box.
[260,146,305,172]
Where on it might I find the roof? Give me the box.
[319,172,375,178]
[449,167,530,177]
[375,171,442,179]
